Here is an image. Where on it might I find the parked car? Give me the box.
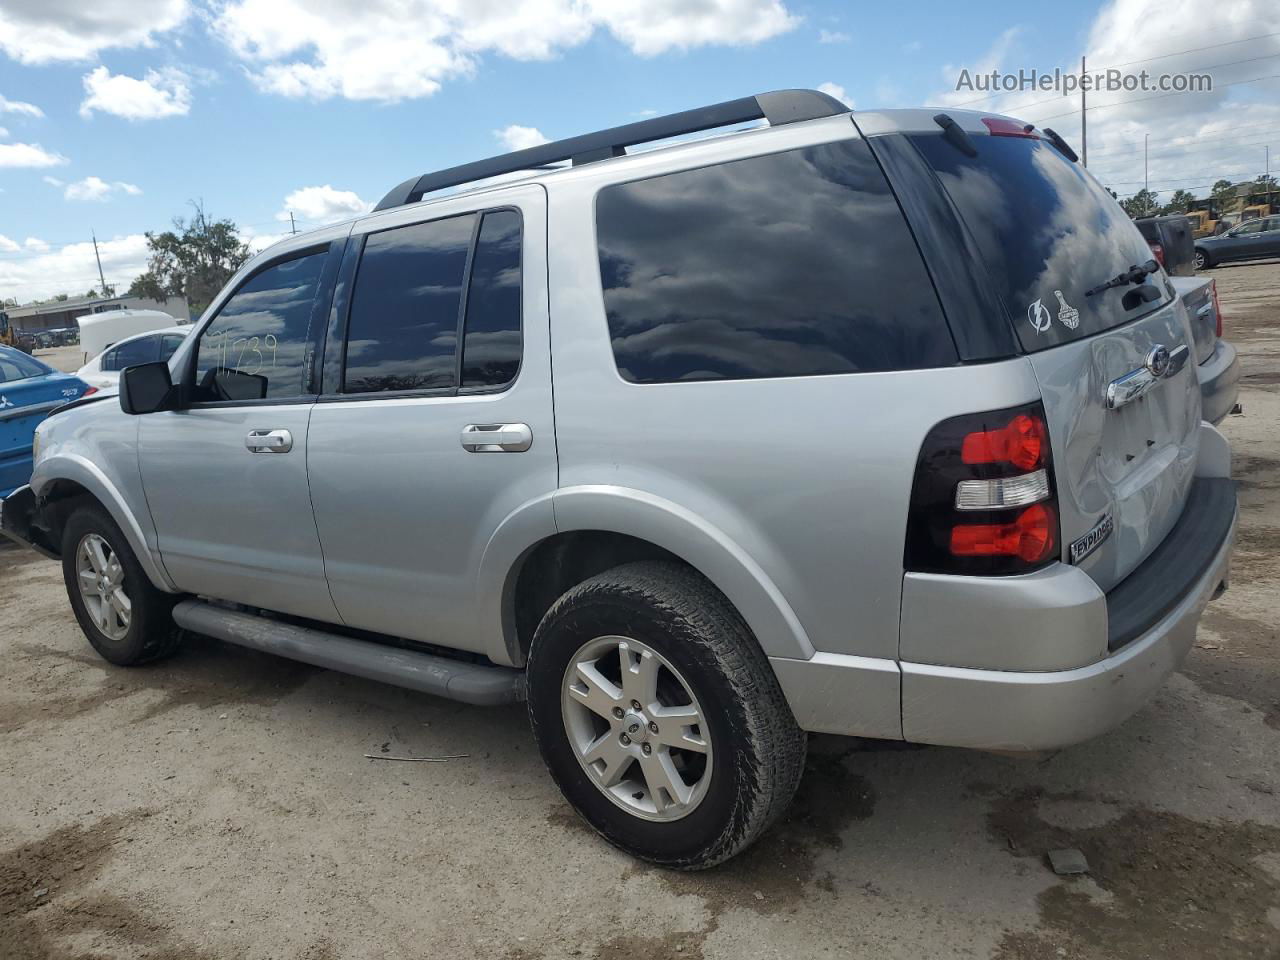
[0,345,92,498]
[1194,215,1280,269]
[1169,275,1240,425]
[1134,214,1196,276]
[76,325,191,393]
[76,309,186,367]
[1,92,1236,869]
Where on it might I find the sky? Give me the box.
[0,0,1277,303]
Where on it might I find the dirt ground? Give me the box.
[4,263,1279,960]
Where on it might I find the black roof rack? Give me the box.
[372,88,850,212]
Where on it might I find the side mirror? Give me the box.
[120,361,175,415]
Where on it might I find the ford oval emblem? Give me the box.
[1145,345,1172,378]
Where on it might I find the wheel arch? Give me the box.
[31,454,178,592]
[477,485,815,668]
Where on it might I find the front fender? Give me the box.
[550,485,815,661]
[31,453,178,592]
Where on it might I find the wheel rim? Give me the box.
[76,533,131,641]
[1195,253,1206,269]
[561,635,713,822]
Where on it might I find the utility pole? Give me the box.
[1143,133,1149,213]
[91,230,108,297]
[1080,55,1088,167]
[289,211,298,235]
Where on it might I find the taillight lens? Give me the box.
[81,386,99,397]
[949,503,1057,564]
[905,402,1061,576]
[1150,242,1165,267]
[1210,279,1223,338]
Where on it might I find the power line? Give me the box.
[947,30,1280,108]
[1036,72,1280,122]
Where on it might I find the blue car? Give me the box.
[0,346,92,498]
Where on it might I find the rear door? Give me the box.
[307,186,554,654]
[906,129,1201,590]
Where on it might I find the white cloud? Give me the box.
[818,29,848,44]
[495,124,550,151]
[0,233,151,303]
[0,142,66,168]
[0,0,191,64]
[214,0,798,102]
[0,235,19,253]
[24,237,49,252]
[817,82,851,108]
[63,176,143,201]
[80,66,192,120]
[0,93,43,117]
[277,184,372,226]
[0,127,6,139]
[925,0,1280,202]
[42,175,63,186]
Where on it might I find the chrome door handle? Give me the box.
[460,423,532,453]
[246,429,293,453]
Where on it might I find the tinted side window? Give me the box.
[461,210,522,389]
[159,334,187,361]
[194,251,327,402]
[595,140,955,384]
[102,335,159,372]
[344,214,475,394]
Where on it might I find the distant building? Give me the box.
[8,293,191,334]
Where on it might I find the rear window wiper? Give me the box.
[1085,259,1160,297]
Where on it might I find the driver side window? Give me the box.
[192,250,327,403]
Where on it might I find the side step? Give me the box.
[172,600,524,706]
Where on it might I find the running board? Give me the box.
[172,600,524,706]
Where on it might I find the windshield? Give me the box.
[0,347,53,384]
[909,132,1171,351]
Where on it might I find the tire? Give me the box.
[61,503,184,666]
[1194,249,1209,270]
[527,560,806,870]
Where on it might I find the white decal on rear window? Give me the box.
[1054,290,1080,330]
[1027,298,1052,334]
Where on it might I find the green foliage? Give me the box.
[1120,189,1158,218]
[130,201,251,314]
[1161,189,1196,214]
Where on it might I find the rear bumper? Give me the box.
[1197,338,1239,425]
[899,479,1236,751]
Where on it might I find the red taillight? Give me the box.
[81,387,98,397]
[1210,279,1223,338]
[981,117,1039,139]
[1150,242,1165,267]
[950,503,1057,563]
[905,402,1060,576]
[960,413,1045,471]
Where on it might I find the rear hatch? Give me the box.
[904,126,1201,591]
[0,361,87,493]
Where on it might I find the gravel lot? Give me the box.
[3,263,1278,960]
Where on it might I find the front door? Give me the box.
[307,186,555,654]
[138,243,343,620]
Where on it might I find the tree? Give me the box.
[130,201,251,314]
[1162,189,1196,214]
[1210,179,1237,209]
[1120,189,1158,218]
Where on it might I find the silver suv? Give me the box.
[1,90,1237,869]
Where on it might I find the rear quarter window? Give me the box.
[595,139,956,383]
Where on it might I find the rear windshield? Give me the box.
[0,348,52,384]
[909,133,1170,351]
